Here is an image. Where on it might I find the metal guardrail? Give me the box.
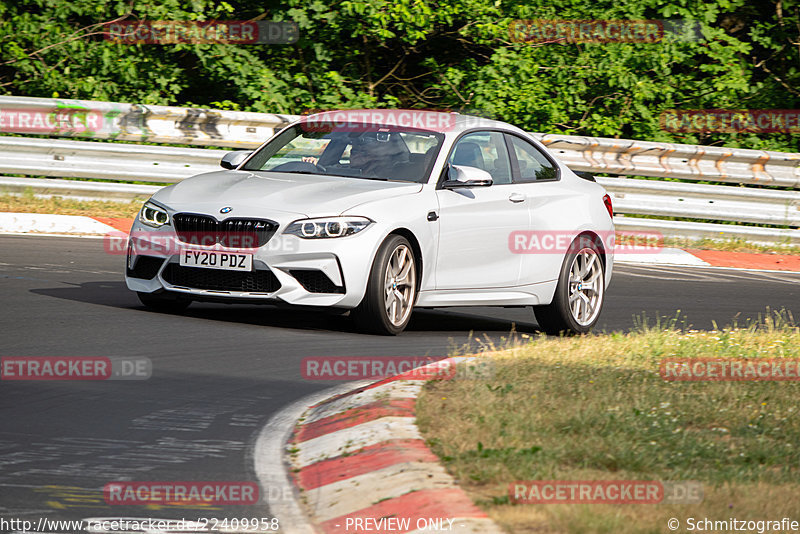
[0,95,295,148]
[533,134,800,188]
[2,95,799,187]
[599,177,800,227]
[1,95,799,244]
[0,136,222,183]
[2,138,796,226]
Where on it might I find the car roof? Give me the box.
[298,109,525,135]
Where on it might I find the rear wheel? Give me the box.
[352,235,417,335]
[137,291,191,313]
[534,236,605,335]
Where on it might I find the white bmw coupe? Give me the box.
[126,110,614,335]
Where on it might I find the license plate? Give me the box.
[179,250,253,271]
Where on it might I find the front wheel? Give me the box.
[137,291,191,313]
[534,236,605,335]
[352,235,417,335]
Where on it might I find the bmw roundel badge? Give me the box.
[220,207,232,214]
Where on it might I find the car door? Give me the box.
[434,131,529,289]
[504,133,572,285]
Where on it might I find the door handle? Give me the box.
[508,193,525,203]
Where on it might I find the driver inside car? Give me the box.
[350,134,411,178]
[348,138,384,176]
[300,137,383,175]
[303,132,413,179]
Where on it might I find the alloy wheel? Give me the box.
[567,248,604,326]
[383,244,416,327]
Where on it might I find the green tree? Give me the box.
[0,0,797,151]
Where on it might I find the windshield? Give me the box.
[242,122,444,183]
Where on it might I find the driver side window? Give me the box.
[448,132,512,185]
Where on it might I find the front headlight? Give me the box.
[284,216,373,239]
[139,201,170,228]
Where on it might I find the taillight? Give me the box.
[603,194,613,219]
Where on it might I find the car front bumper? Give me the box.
[124,219,380,309]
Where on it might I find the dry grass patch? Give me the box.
[417,313,800,533]
[0,192,143,218]
[486,483,800,533]
[664,236,800,256]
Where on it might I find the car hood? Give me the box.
[151,170,424,219]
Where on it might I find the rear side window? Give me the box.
[506,135,558,183]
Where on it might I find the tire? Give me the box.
[352,235,418,335]
[534,235,605,335]
[137,291,191,313]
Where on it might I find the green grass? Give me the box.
[417,311,800,533]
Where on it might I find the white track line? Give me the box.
[0,213,116,235]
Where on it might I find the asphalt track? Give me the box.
[1,234,799,531]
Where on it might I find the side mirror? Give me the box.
[442,164,493,189]
[220,150,252,170]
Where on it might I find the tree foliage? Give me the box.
[0,0,797,151]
